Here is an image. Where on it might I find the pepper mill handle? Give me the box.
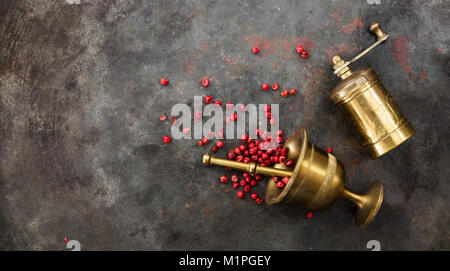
[332,22,389,77]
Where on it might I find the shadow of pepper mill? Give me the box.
[202,128,384,227]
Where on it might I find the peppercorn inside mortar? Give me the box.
[210,128,295,205]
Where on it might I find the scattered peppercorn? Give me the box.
[237,191,244,199]
[202,137,209,144]
[276,181,285,188]
[220,175,229,183]
[163,136,171,144]
[160,77,169,86]
[202,78,210,87]
[204,96,213,104]
[216,141,224,148]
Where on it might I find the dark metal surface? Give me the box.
[0,0,448,250]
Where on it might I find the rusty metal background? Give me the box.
[0,0,449,250]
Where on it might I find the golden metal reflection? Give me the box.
[202,128,384,227]
[331,22,415,158]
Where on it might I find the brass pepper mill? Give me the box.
[331,22,415,158]
[202,128,384,227]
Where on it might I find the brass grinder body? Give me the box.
[331,22,415,158]
[331,68,415,158]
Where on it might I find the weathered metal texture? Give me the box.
[0,0,448,250]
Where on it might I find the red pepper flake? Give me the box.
[280,89,289,97]
[289,88,297,96]
[326,147,332,153]
[272,83,279,91]
[306,212,313,219]
[202,78,210,87]
[226,102,233,110]
[160,77,169,86]
[197,140,204,146]
[232,182,240,189]
[261,83,270,91]
[255,198,263,205]
[252,46,260,54]
[159,114,167,121]
[296,46,304,54]
[241,88,245,91]
[251,193,258,200]
[182,128,190,134]
[214,100,222,107]
[301,51,309,59]
[211,146,218,153]
[240,104,246,111]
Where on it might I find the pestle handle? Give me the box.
[369,22,388,41]
[202,153,292,177]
